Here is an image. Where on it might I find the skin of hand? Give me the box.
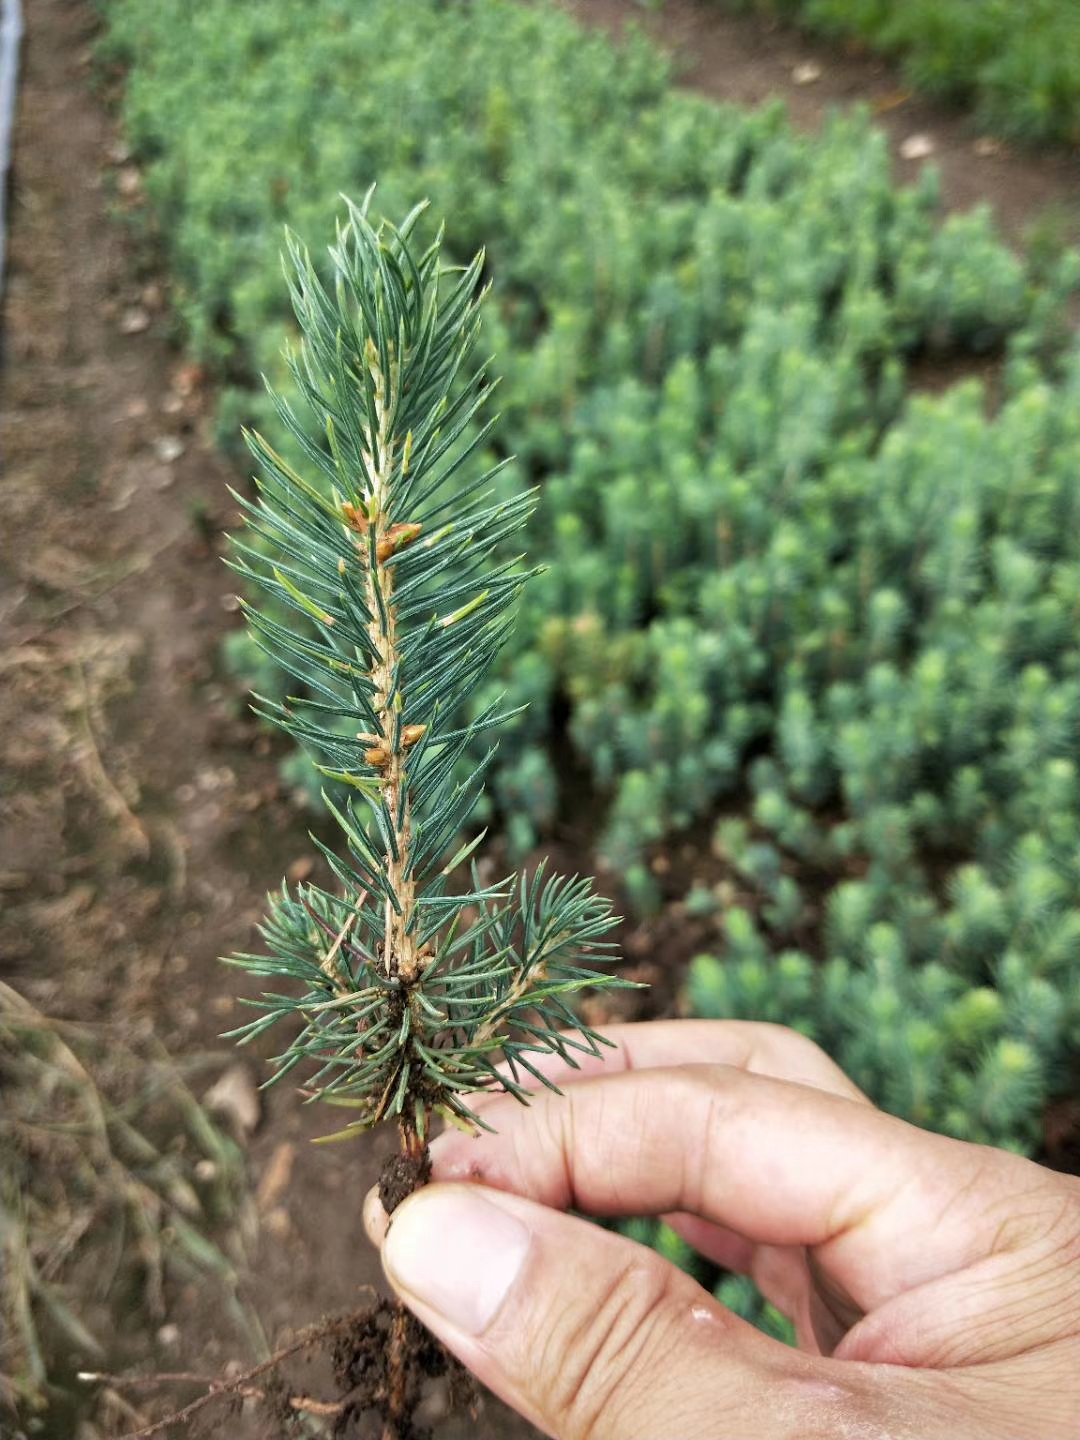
[363,1020,1080,1440]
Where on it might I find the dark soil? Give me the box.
[3,0,1079,1435]
[379,1151,434,1219]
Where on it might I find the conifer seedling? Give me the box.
[226,195,622,1237]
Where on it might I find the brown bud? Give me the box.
[401,724,427,748]
[364,743,391,769]
[376,522,423,565]
[341,501,369,534]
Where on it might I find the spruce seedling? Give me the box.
[226,196,623,1208]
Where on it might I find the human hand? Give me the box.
[364,1020,1080,1439]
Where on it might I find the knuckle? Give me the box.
[537,1255,683,1440]
[992,1156,1080,1254]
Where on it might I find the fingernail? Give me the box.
[382,1187,531,1336]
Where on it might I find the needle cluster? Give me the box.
[226,197,621,1155]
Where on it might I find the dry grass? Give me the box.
[0,981,258,1433]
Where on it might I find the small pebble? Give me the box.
[899,133,936,161]
[118,306,150,335]
[204,1063,261,1139]
[116,167,142,198]
[792,61,822,85]
[153,435,185,464]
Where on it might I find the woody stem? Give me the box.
[362,342,419,990]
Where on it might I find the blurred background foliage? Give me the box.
[91,0,1080,1324]
[712,0,1080,145]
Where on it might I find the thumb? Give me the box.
[377,1182,878,1440]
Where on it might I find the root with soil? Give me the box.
[91,1271,477,1440]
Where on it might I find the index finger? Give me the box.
[428,1060,1039,1325]
[491,1019,869,1104]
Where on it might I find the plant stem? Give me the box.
[361,340,434,1172]
[381,1301,411,1440]
[358,342,431,1440]
[362,339,421,991]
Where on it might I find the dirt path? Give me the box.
[3,0,1079,1435]
[0,0,395,1421]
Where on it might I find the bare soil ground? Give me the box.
[1,1,399,1431]
[2,0,1078,1435]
